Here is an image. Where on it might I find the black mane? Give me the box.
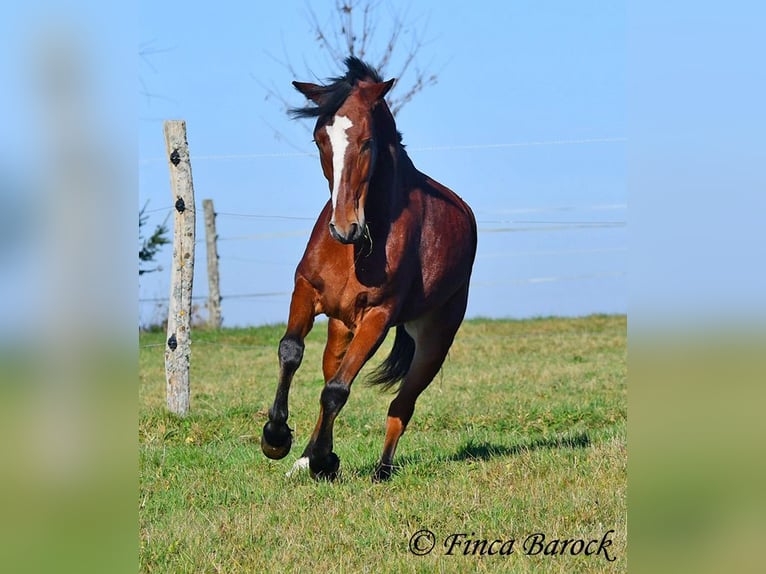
[290,57,384,121]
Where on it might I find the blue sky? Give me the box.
[139,1,626,327]
[1,2,761,331]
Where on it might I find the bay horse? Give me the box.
[261,57,477,481]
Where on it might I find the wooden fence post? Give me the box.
[164,120,196,416]
[203,199,222,329]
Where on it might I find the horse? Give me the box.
[261,57,477,481]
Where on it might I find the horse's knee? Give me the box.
[321,380,350,413]
[279,335,304,372]
[388,396,415,428]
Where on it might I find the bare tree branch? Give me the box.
[139,39,177,107]
[359,1,373,59]
[307,3,344,63]
[260,0,441,122]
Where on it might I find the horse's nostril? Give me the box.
[329,222,362,244]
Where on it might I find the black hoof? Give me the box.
[261,421,292,460]
[372,462,396,482]
[309,452,340,481]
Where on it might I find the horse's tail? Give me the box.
[366,325,415,392]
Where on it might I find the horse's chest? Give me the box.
[318,280,384,327]
[300,233,396,326]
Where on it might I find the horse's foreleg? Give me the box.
[261,277,317,460]
[289,319,353,474]
[308,308,391,480]
[321,318,354,383]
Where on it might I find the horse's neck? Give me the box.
[369,142,405,215]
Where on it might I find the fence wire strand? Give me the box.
[140,137,626,321]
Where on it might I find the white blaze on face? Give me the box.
[325,115,354,212]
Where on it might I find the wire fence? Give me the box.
[138,204,626,305]
[139,137,627,165]
[139,136,626,320]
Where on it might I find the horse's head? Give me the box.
[292,62,395,245]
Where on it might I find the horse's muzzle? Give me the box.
[329,222,364,245]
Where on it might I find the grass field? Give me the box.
[139,314,626,573]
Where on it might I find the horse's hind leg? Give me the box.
[261,277,317,460]
[373,285,469,482]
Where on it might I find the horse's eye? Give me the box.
[361,140,373,152]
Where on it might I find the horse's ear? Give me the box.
[292,81,324,104]
[358,78,396,106]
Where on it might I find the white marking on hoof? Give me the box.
[286,456,310,477]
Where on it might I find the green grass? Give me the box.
[140,315,626,573]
